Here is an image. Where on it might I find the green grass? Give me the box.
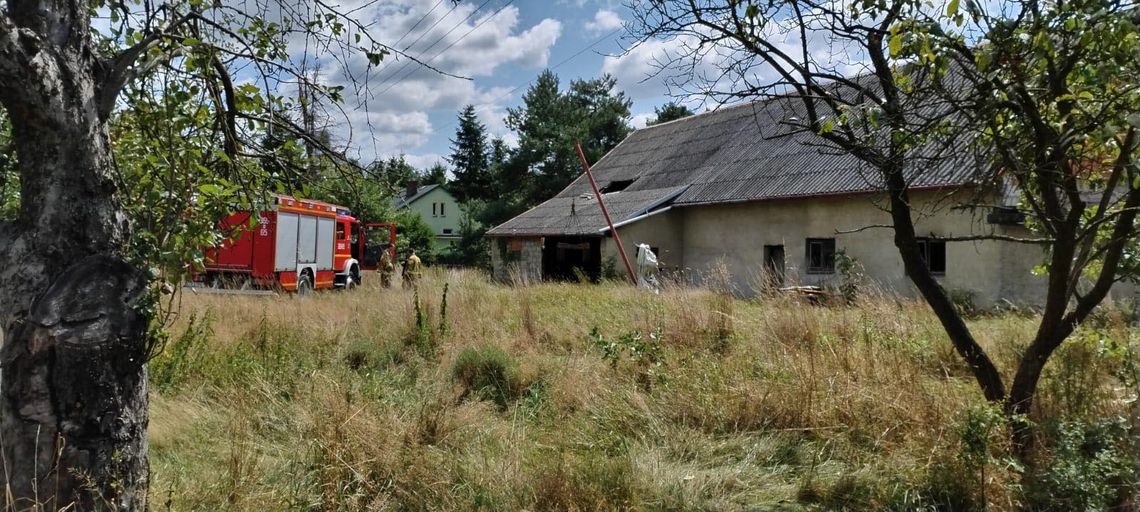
[147,269,1140,511]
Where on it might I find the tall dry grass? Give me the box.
[148,268,1139,511]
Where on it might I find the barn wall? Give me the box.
[600,209,686,278]
[489,236,543,283]
[674,190,1051,306]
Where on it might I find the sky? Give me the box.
[313,0,691,170]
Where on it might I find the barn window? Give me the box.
[806,238,836,273]
[917,238,947,275]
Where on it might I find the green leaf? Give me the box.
[946,0,960,18]
[888,33,903,57]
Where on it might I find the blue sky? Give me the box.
[323,0,688,170]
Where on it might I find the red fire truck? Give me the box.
[198,196,396,293]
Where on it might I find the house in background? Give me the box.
[394,181,462,253]
[485,98,1073,307]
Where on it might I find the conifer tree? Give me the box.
[448,105,491,201]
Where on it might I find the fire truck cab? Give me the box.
[201,196,364,293]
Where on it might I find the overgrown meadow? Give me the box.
[149,269,1140,511]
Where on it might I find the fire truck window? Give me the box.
[336,223,346,240]
[351,223,359,244]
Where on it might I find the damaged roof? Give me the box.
[487,93,981,237]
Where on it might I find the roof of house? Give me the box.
[486,92,980,238]
[393,184,442,209]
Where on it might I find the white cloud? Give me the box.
[403,153,448,170]
[630,112,655,128]
[288,0,561,164]
[585,9,623,35]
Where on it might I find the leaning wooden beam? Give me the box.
[575,141,637,286]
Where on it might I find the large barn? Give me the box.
[485,98,1056,306]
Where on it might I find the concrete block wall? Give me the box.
[490,236,543,283]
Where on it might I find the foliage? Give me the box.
[448,105,492,202]
[369,155,420,194]
[149,313,211,393]
[590,326,667,392]
[446,201,491,268]
[506,70,632,204]
[834,250,864,304]
[628,0,1140,459]
[408,290,433,357]
[394,209,437,264]
[151,271,1140,510]
[451,345,521,409]
[111,80,252,282]
[1027,418,1138,511]
[422,163,449,186]
[646,102,695,126]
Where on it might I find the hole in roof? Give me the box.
[601,179,635,193]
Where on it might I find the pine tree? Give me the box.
[506,70,632,203]
[647,102,694,125]
[423,163,449,186]
[448,105,491,201]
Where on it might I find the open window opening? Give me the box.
[917,238,947,275]
[600,179,635,193]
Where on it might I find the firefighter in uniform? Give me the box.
[402,248,423,289]
[377,246,395,288]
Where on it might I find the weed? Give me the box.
[590,326,667,392]
[150,312,211,392]
[451,345,521,409]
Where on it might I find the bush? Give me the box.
[1027,418,1138,510]
[342,338,404,372]
[451,345,520,409]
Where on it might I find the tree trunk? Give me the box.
[0,31,151,509]
[882,162,1007,403]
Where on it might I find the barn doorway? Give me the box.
[764,245,785,287]
[543,236,601,281]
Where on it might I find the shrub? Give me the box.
[1026,418,1138,510]
[590,326,667,392]
[342,338,404,372]
[451,345,520,409]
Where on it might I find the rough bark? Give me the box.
[0,1,152,508]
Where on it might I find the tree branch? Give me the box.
[97,9,197,120]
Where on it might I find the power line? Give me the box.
[374,0,515,97]
[369,0,495,92]
[397,0,460,53]
[391,0,445,50]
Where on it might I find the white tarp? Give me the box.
[636,244,660,293]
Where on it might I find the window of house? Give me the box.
[432,203,438,216]
[443,228,453,235]
[806,238,836,273]
[917,238,947,275]
[440,203,445,216]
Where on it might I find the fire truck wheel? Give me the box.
[345,266,360,290]
[296,273,314,295]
